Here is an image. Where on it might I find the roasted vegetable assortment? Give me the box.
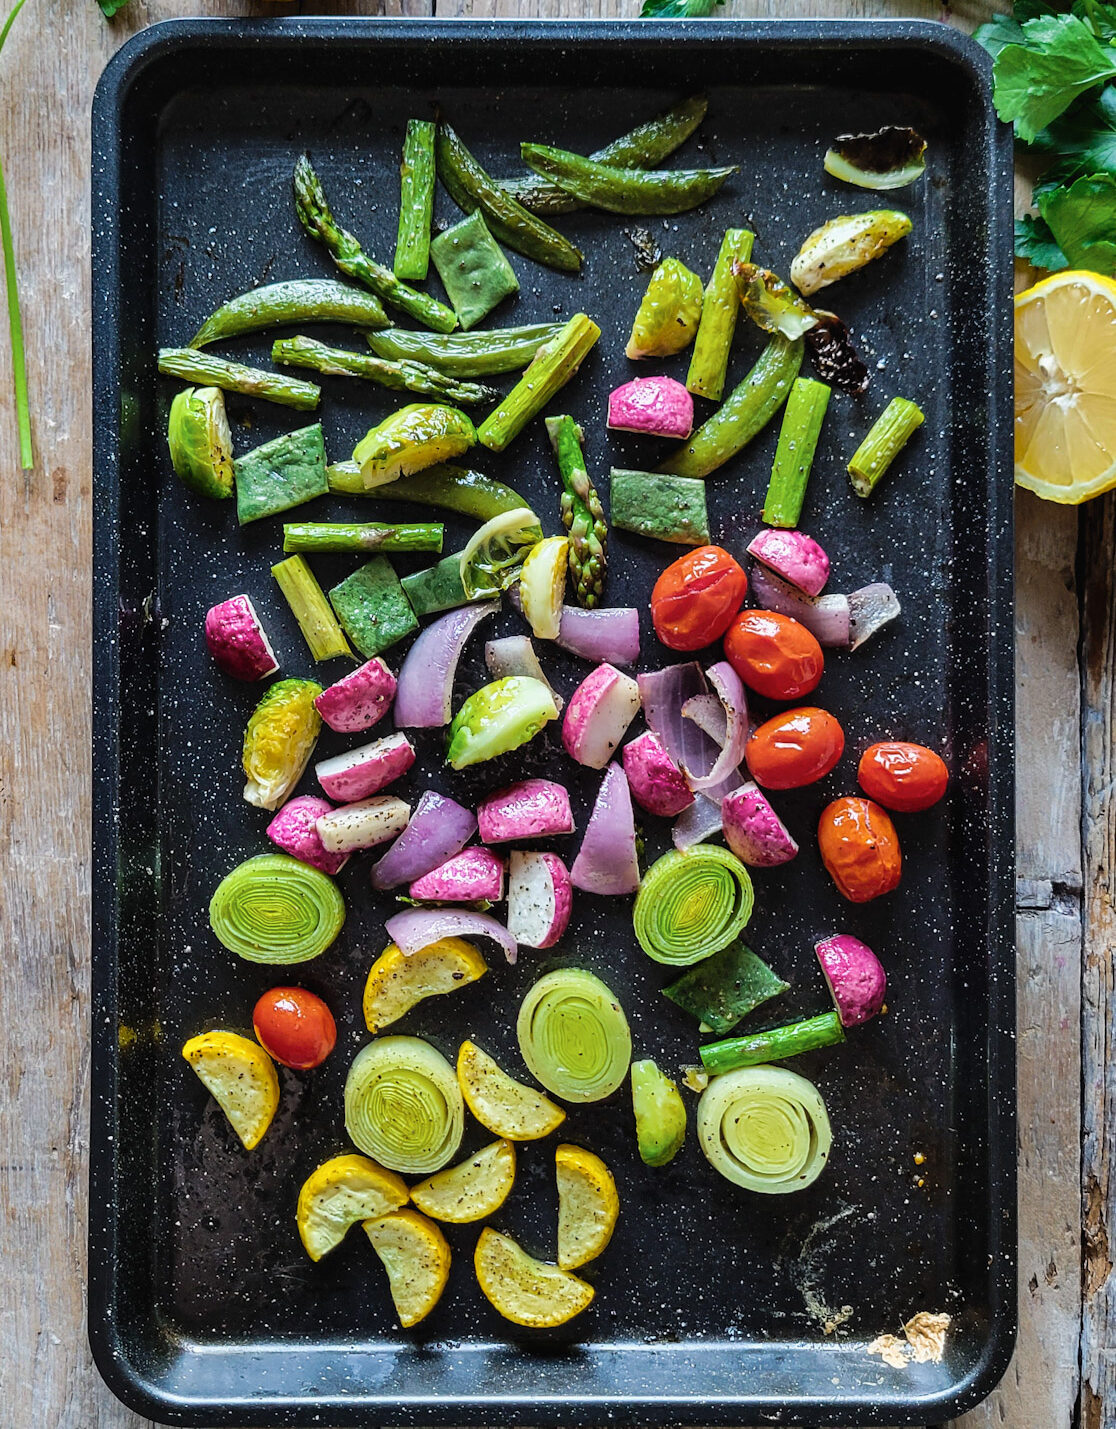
[164,97,945,1335]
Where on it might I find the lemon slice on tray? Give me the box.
[410,1139,516,1223]
[181,1030,279,1150]
[296,1154,409,1262]
[457,1039,566,1141]
[555,1144,619,1270]
[474,1227,594,1328]
[364,1209,451,1328]
[1015,269,1116,503]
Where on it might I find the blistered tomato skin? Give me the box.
[818,796,902,903]
[744,707,845,789]
[724,610,824,701]
[650,545,748,652]
[857,741,948,812]
[253,987,337,1070]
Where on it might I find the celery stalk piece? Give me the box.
[762,377,832,528]
[686,228,754,402]
[699,1010,845,1075]
[847,396,924,498]
[477,314,600,453]
[394,119,436,282]
[272,555,353,662]
[282,521,444,556]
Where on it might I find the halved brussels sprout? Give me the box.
[167,386,234,499]
[824,127,926,191]
[733,262,820,340]
[353,403,476,486]
[625,257,703,359]
[243,677,323,810]
[790,210,912,297]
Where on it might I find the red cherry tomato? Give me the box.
[650,545,748,652]
[857,741,948,813]
[818,796,902,903]
[744,706,845,789]
[724,610,824,701]
[253,987,336,1070]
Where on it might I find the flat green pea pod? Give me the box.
[327,460,529,523]
[353,404,477,486]
[167,386,234,498]
[520,143,736,217]
[790,209,911,297]
[189,279,390,348]
[209,853,345,964]
[242,677,323,810]
[367,323,563,378]
[447,676,558,770]
[429,211,519,330]
[631,1059,686,1166]
[626,258,703,360]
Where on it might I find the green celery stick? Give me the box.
[477,314,600,452]
[848,396,924,498]
[763,377,832,527]
[394,119,436,281]
[271,555,353,662]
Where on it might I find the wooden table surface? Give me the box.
[0,1,1092,1425]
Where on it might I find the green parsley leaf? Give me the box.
[1037,171,1116,272]
[1015,213,1070,269]
[992,13,1116,142]
[1076,0,1116,39]
[640,0,722,14]
[975,13,1030,58]
[1031,85,1116,181]
[97,0,132,14]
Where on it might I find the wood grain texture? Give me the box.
[0,3,1073,1428]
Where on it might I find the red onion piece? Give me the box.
[369,789,477,890]
[848,582,900,650]
[394,600,499,728]
[672,793,726,850]
[685,662,749,792]
[556,605,641,665]
[638,662,720,780]
[748,564,851,648]
[682,692,726,745]
[571,762,641,896]
[385,906,518,965]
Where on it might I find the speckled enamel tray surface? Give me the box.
[90,18,1015,1426]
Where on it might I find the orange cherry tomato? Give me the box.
[745,706,844,789]
[650,545,748,652]
[253,987,336,1070]
[724,610,824,701]
[857,741,949,813]
[818,796,902,903]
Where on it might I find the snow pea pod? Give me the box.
[520,143,736,217]
[271,336,499,405]
[190,279,390,348]
[366,323,563,377]
[435,121,583,274]
[498,95,708,216]
[326,462,528,525]
[158,347,320,411]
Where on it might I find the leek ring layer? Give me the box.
[516,969,631,1103]
[696,1064,831,1193]
[344,1035,464,1174]
[633,845,753,966]
[209,853,345,963]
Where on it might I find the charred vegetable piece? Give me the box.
[294,155,456,332]
[548,415,607,608]
[699,1010,845,1075]
[664,941,789,1036]
[209,853,344,963]
[190,279,390,348]
[630,1059,686,1167]
[734,263,820,340]
[609,469,709,546]
[242,678,323,810]
[329,557,419,658]
[520,143,736,216]
[436,119,583,274]
[354,404,477,486]
[272,336,498,405]
[234,423,328,525]
[167,386,234,498]
[271,555,353,662]
[804,312,869,396]
[848,397,924,497]
[394,119,437,281]
[824,127,927,191]
[205,595,279,682]
[367,323,563,377]
[477,315,600,453]
[364,1209,451,1328]
[430,211,519,330]
[401,551,472,617]
[791,209,911,297]
[762,377,832,528]
[497,95,708,215]
[626,257,703,359]
[283,521,443,556]
[446,676,559,770]
[687,229,754,401]
[660,336,803,479]
[158,348,320,411]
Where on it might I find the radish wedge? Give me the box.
[205,595,279,682]
[316,795,411,854]
[815,933,886,1026]
[747,528,830,597]
[562,663,642,770]
[315,731,416,803]
[314,657,396,732]
[507,851,573,949]
[721,782,799,867]
[410,847,506,903]
[266,795,349,876]
[477,779,575,843]
[623,731,694,818]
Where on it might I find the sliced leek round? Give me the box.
[516,969,631,1103]
[457,1039,565,1141]
[345,1036,464,1175]
[364,1209,451,1328]
[474,1227,594,1328]
[696,1064,832,1194]
[296,1153,409,1262]
[181,1030,279,1150]
[363,937,488,1034]
[410,1139,516,1223]
[555,1143,619,1270]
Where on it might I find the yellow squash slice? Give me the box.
[364,1208,451,1328]
[457,1039,566,1141]
[555,1144,619,1270]
[363,937,487,1034]
[181,1030,279,1150]
[296,1153,409,1262]
[474,1227,594,1328]
[410,1139,516,1223]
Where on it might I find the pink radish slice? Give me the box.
[409,847,506,903]
[622,732,694,818]
[477,779,574,843]
[315,731,415,803]
[607,376,694,439]
[507,851,573,949]
[205,595,278,681]
[266,795,348,875]
[815,933,887,1026]
[747,529,831,597]
[562,663,642,769]
[314,658,397,733]
[721,782,799,867]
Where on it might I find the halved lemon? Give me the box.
[362,937,487,1034]
[410,1138,516,1223]
[1015,270,1116,503]
[457,1039,566,1141]
[555,1144,619,1270]
[519,535,569,641]
[364,1209,451,1327]
[474,1227,594,1328]
[296,1153,409,1262]
[181,1030,279,1150]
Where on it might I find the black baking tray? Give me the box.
[90,18,1015,1426]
